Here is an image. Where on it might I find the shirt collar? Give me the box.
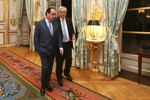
[60,17,66,21]
[45,18,51,23]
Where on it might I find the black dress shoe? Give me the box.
[65,74,73,81]
[46,84,53,92]
[40,88,45,96]
[58,79,63,87]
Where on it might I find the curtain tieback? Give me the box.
[105,25,119,53]
[75,26,86,46]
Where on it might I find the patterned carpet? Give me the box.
[0,51,111,100]
[0,60,48,100]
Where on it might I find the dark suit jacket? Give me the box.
[34,18,62,56]
[55,17,74,48]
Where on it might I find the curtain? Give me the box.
[16,0,23,45]
[25,0,36,51]
[47,0,61,16]
[73,0,87,69]
[102,0,129,78]
[26,0,46,51]
[40,0,47,19]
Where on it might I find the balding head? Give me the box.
[58,6,67,19]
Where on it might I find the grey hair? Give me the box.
[58,6,67,12]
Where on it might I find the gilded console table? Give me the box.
[86,39,104,72]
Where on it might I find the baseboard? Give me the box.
[121,64,150,77]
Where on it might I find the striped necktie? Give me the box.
[62,19,67,41]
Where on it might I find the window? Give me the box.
[122,0,150,54]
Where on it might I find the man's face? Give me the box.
[47,9,56,21]
[59,8,67,19]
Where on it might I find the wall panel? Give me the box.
[0,24,4,30]
[9,33,17,44]
[0,33,4,45]
[0,0,4,22]
[0,0,5,46]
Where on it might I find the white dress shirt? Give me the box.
[60,18,70,42]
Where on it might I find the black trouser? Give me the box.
[56,42,72,80]
[40,54,54,88]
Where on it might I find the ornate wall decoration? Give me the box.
[91,0,103,21]
[10,14,16,26]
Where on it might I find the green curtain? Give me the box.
[73,0,87,69]
[102,0,129,78]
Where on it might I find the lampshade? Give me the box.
[86,20,106,42]
[87,20,100,26]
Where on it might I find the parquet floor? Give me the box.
[0,46,150,100]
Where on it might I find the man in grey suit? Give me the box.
[34,7,63,96]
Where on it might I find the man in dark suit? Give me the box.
[55,6,75,87]
[34,7,63,96]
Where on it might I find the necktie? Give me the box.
[62,19,67,41]
[49,21,53,36]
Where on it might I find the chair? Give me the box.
[137,49,150,84]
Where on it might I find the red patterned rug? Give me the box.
[0,52,111,100]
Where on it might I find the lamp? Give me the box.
[86,20,105,42]
[88,20,100,25]
[86,20,105,72]
[86,0,106,72]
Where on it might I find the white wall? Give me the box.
[0,0,17,47]
[0,0,5,46]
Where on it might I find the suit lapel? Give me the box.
[66,18,69,29]
[41,19,53,37]
[52,21,55,36]
[58,17,63,33]
[66,18,71,38]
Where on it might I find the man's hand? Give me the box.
[59,48,64,56]
[72,34,75,41]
